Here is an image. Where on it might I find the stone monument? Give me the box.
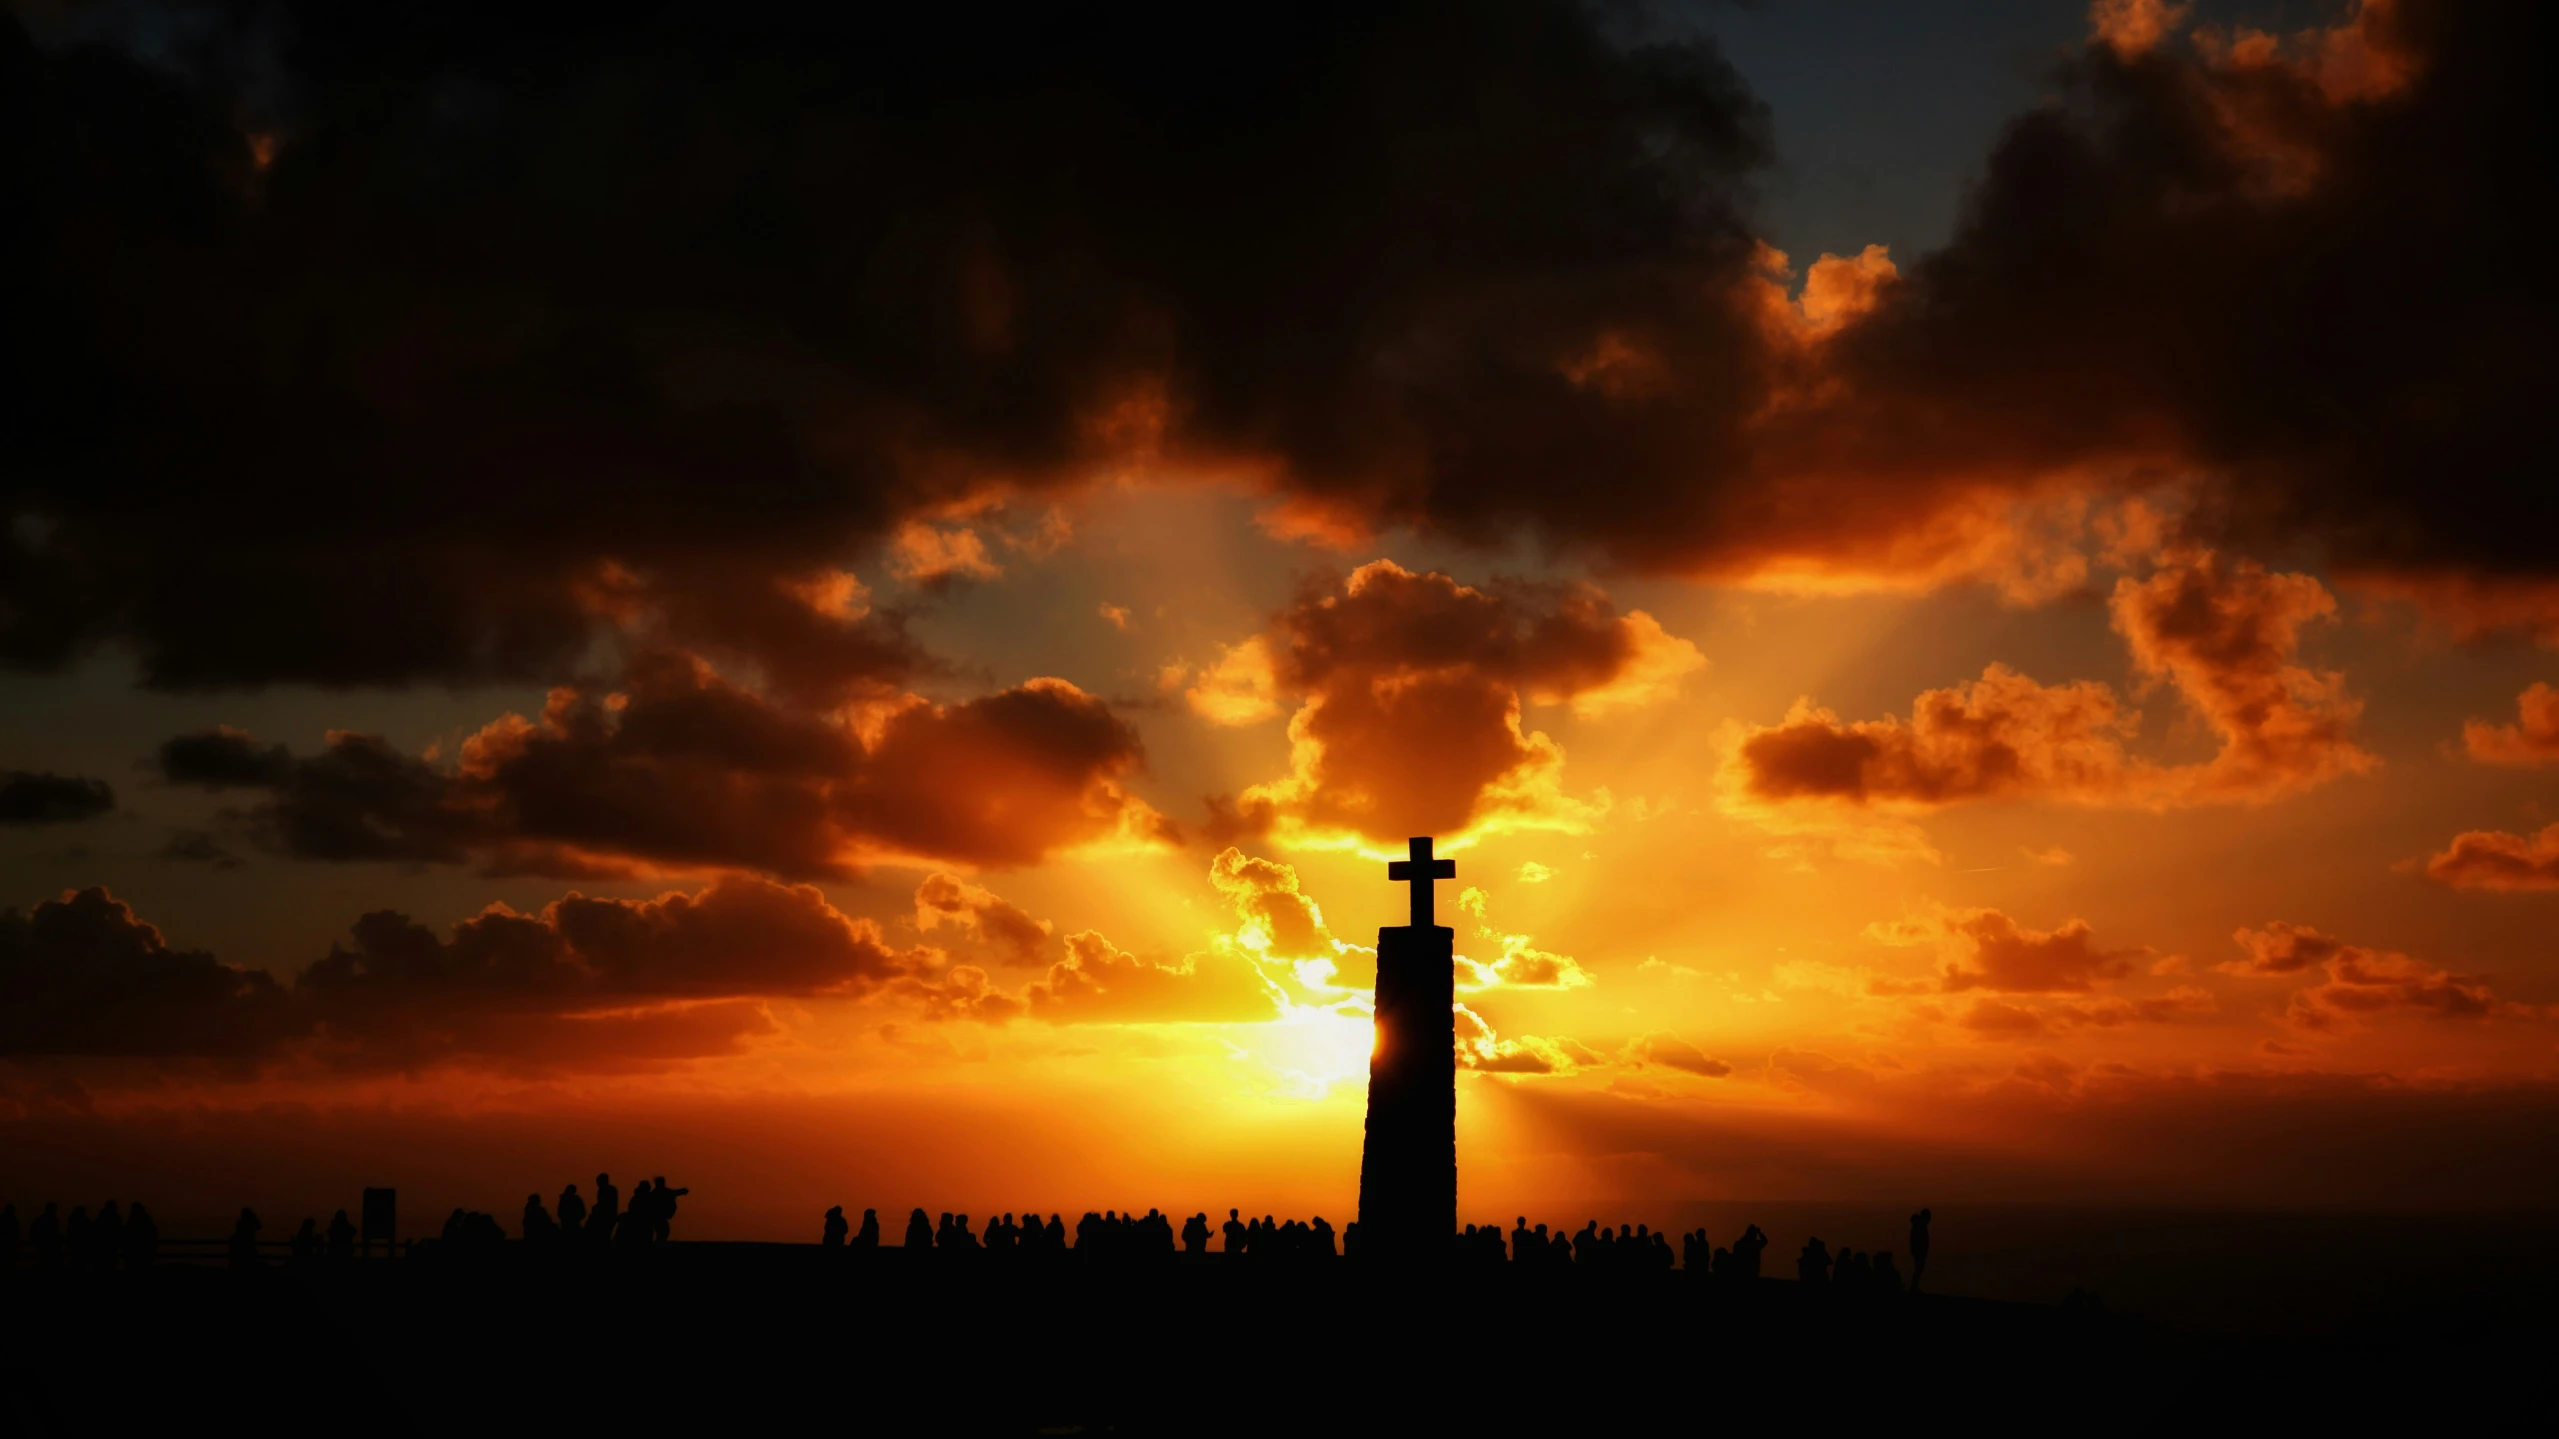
[1356,835,1456,1261]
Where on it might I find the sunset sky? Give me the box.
[5,0,2556,1237]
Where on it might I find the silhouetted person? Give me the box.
[589,1173,619,1241]
[1044,1214,1065,1249]
[555,1184,586,1242]
[1908,1207,1932,1294]
[1798,1237,1832,1285]
[229,1208,262,1268]
[327,1209,356,1262]
[650,1176,688,1240]
[857,1209,881,1250]
[904,1209,933,1249]
[126,1203,158,1268]
[823,1206,848,1246]
[1181,1213,1209,1253]
[93,1201,124,1272]
[524,1193,557,1243]
[30,1203,61,1269]
[289,1217,320,1265]
[616,1183,655,1246]
[1734,1223,1768,1280]
[1836,1248,1869,1293]
[1222,1209,1247,1254]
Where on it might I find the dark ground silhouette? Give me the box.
[3,1190,2551,1435]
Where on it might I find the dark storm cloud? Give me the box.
[1,0,1773,691]
[0,886,287,1056]
[0,770,114,824]
[156,651,1167,877]
[1779,0,2557,599]
[0,877,921,1065]
[5,0,2545,689]
[159,725,476,864]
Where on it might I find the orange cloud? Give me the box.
[2461,683,2559,766]
[1624,1032,1731,1077]
[2090,0,2188,57]
[1868,906,2148,993]
[1207,848,1338,964]
[2228,922,2527,1033]
[1452,887,1592,992]
[1952,987,2216,1040]
[161,652,1172,879]
[2422,825,2559,893]
[1737,666,2137,808]
[1025,931,1280,1024]
[2110,550,2375,803]
[887,523,1002,586]
[898,860,1296,1025]
[1213,561,1700,848]
[1184,637,1280,725]
[913,872,1054,964]
[1453,1003,1595,1075]
[1725,551,2373,835]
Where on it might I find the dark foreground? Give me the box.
[3,1247,2549,1435]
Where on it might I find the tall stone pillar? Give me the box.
[1356,922,1455,1261]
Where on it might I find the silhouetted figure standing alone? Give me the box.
[95,1202,124,1271]
[327,1209,356,1262]
[857,1209,881,1250]
[126,1203,158,1268]
[823,1207,848,1247]
[30,1203,60,1268]
[229,1208,262,1268]
[1908,1208,1932,1294]
[557,1184,586,1238]
[904,1209,933,1249]
[589,1174,619,1242]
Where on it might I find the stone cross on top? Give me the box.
[1386,836,1456,928]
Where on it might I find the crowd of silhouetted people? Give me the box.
[801,1201,1938,1293]
[0,1200,161,1272]
[513,1171,692,1249]
[6,1189,1937,1297]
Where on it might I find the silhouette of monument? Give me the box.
[1357,836,1456,1261]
